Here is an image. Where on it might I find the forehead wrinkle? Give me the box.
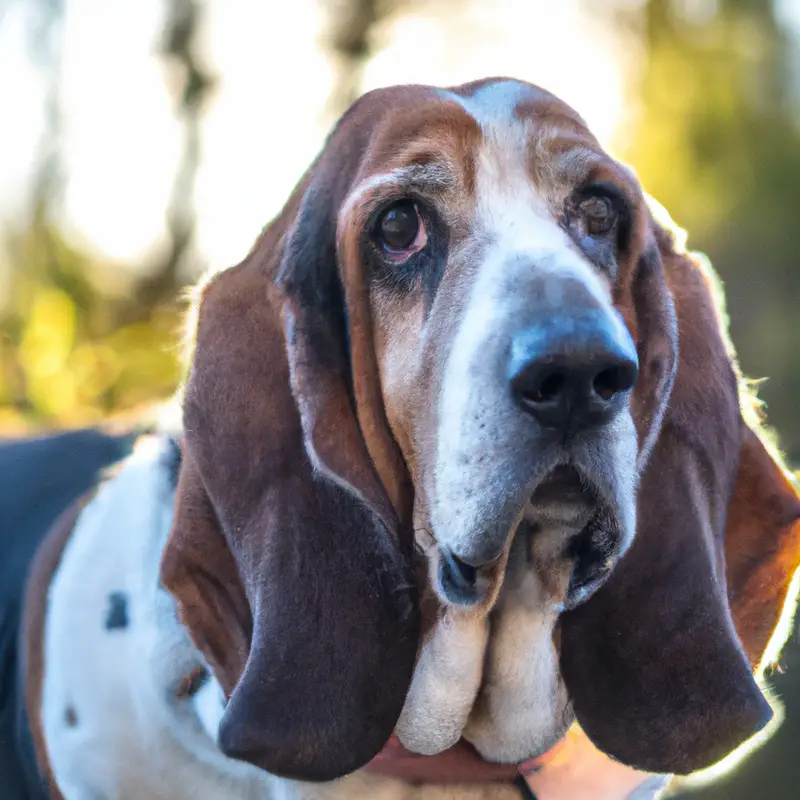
[530,121,596,167]
[555,147,602,178]
[584,158,643,198]
[439,82,601,233]
[526,109,592,137]
[531,144,602,194]
[465,117,544,241]
[339,163,453,222]
[513,93,591,140]
[440,84,534,198]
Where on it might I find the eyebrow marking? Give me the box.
[553,146,602,174]
[340,163,453,219]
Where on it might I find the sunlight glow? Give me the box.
[0,4,47,221]
[364,0,629,147]
[679,571,799,790]
[195,0,335,271]
[1,0,631,271]
[61,0,179,265]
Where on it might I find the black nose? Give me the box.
[509,310,639,435]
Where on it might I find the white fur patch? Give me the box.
[464,535,573,762]
[192,676,227,741]
[440,80,538,132]
[41,437,276,799]
[432,129,614,559]
[422,82,640,770]
[396,611,488,755]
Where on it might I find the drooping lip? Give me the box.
[436,547,502,607]
[433,457,627,609]
[527,463,623,609]
[525,464,598,530]
[532,464,593,500]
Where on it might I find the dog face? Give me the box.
[161,78,799,783]
[337,81,653,612]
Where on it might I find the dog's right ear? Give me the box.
[161,104,420,782]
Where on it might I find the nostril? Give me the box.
[511,362,572,430]
[509,314,639,433]
[529,370,566,404]
[592,361,638,402]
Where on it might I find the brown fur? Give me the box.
[725,425,800,667]
[159,91,433,780]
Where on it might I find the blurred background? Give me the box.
[0,0,798,796]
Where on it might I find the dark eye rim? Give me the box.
[581,195,616,234]
[575,182,631,242]
[370,196,429,257]
[377,199,420,252]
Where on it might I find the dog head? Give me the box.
[161,79,799,781]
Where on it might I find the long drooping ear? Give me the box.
[560,224,781,775]
[159,449,252,695]
[724,422,800,669]
[161,109,419,781]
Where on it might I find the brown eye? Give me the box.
[378,200,421,252]
[580,194,618,236]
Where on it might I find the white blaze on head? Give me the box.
[442,81,609,297]
[432,81,616,561]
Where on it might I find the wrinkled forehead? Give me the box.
[345,79,617,208]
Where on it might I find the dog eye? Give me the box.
[579,195,618,236]
[377,200,425,254]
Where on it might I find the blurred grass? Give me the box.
[0,219,184,433]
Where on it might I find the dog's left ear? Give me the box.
[560,224,800,775]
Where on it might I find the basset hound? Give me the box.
[10,78,800,799]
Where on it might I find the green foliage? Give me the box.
[0,218,184,432]
[622,0,800,460]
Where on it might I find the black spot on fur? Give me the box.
[64,706,78,727]
[104,591,129,631]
